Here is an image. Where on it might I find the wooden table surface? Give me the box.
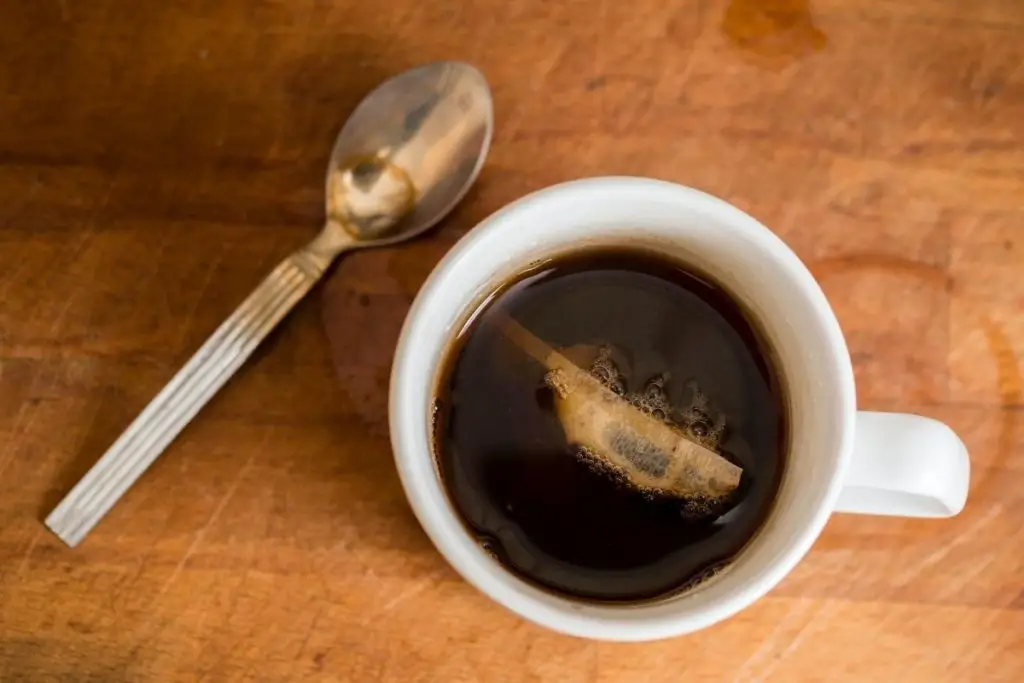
[2,0,1022,680]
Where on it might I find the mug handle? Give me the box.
[835,412,970,518]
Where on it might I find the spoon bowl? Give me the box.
[327,61,493,244]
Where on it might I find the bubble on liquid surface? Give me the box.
[590,345,627,395]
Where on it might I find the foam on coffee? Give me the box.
[541,347,738,512]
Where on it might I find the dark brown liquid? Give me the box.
[432,249,787,602]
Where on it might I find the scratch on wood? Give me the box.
[893,505,1002,587]
[362,575,436,625]
[732,598,816,681]
[344,540,378,579]
[934,552,998,603]
[0,401,37,478]
[44,172,120,338]
[17,528,42,577]
[174,245,226,350]
[669,0,720,91]
[378,577,432,613]
[0,259,25,301]
[597,0,610,73]
[535,43,568,93]
[295,606,327,661]
[157,450,256,597]
[748,602,836,682]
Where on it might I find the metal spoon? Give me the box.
[46,61,494,547]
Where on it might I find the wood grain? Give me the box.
[1,0,1022,680]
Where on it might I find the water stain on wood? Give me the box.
[981,316,1022,467]
[809,252,1020,548]
[721,0,828,69]
[810,253,955,291]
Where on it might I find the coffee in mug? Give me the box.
[432,248,787,602]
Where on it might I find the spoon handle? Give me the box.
[45,248,333,547]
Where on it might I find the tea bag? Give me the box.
[497,316,743,501]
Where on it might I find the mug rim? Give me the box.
[389,176,856,640]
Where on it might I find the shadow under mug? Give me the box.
[389,177,969,641]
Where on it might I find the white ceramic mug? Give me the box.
[389,177,970,641]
